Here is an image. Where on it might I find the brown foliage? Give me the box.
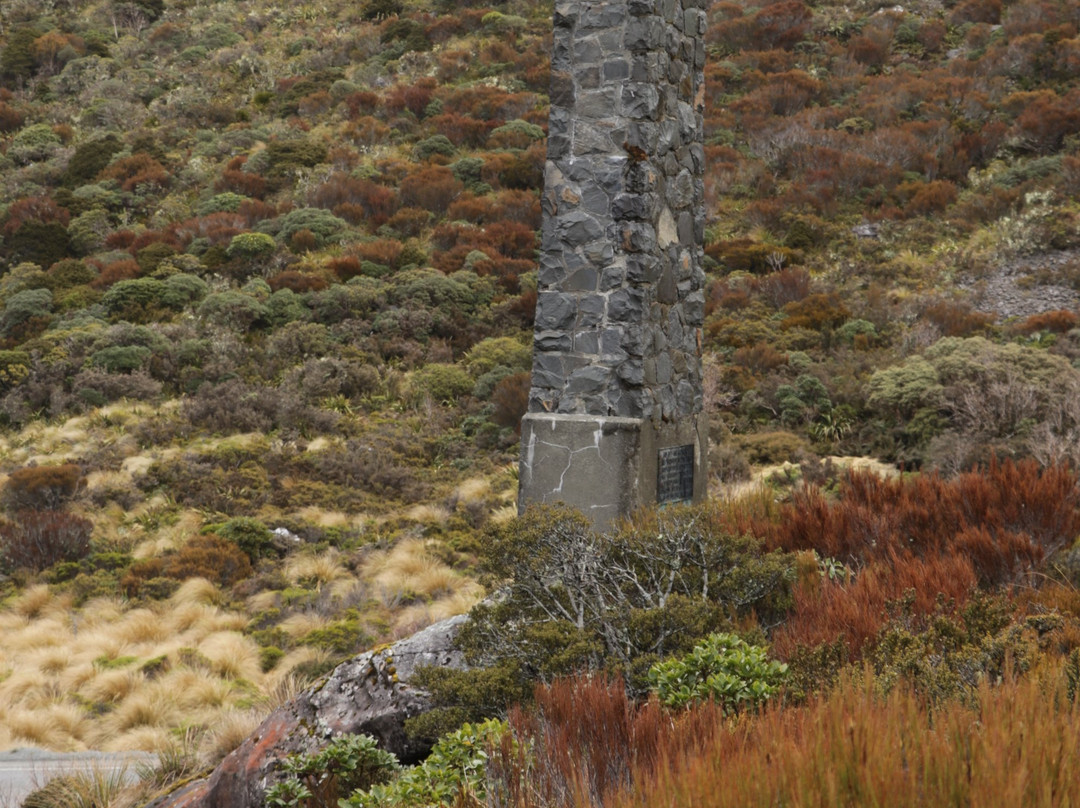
[0,509,93,572]
[121,534,253,596]
[491,372,530,432]
[3,464,83,511]
[310,173,398,228]
[759,267,811,308]
[100,153,170,192]
[781,293,849,331]
[90,259,142,289]
[922,300,994,337]
[761,460,1080,584]
[398,166,463,214]
[3,196,69,235]
[268,270,330,293]
[492,676,714,808]
[1012,309,1078,335]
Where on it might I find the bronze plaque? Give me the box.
[658,445,694,504]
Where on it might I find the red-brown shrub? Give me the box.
[429,113,498,148]
[215,168,267,198]
[0,510,93,572]
[268,270,330,293]
[1012,309,1079,335]
[0,101,23,133]
[491,372,530,432]
[2,196,70,235]
[121,534,252,596]
[922,300,994,337]
[3,464,83,511]
[90,259,142,289]
[100,153,170,192]
[901,180,959,217]
[398,166,464,214]
[759,267,811,308]
[760,460,1080,584]
[781,293,850,331]
[355,238,404,268]
[385,207,431,238]
[327,255,364,281]
[732,343,788,374]
[385,78,437,119]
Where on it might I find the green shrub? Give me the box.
[267,734,399,808]
[647,633,788,712]
[259,208,348,247]
[410,363,473,403]
[62,135,122,188]
[9,123,61,164]
[87,345,152,373]
[0,288,52,336]
[100,278,164,321]
[214,516,276,562]
[464,336,531,378]
[227,231,276,260]
[344,720,507,808]
[160,273,208,308]
[67,209,112,256]
[265,139,329,175]
[0,350,30,391]
[413,135,456,162]
[197,291,268,331]
[5,221,71,268]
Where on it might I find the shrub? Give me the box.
[122,534,253,595]
[410,363,473,403]
[491,371,530,431]
[0,510,93,572]
[88,345,152,373]
[3,464,84,511]
[9,123,60,164]
[215,516,277,562]
[271,734,399,808]
[100,278,165,321]
[344,721,505,808]
[227,231,277,260]
[259,208,348,247]
[0,288,53,336]
[647,633,788,712]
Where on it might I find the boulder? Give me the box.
[148,614,468,808]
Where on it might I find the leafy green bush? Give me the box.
[647,633,788,712]
[227,231,276,260]
[344,720,507,808]
[214,516,276,562]
[9,123,59,164]
[87,345,151,373]
[267,734,399,808]
[259,208,348,247]
[0,288,52,337]
[464,336,530,377]
[100,278,163,321]
[410,363,473,403]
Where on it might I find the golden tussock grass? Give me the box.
[169,577,222,608]
[294,506,355,528]
[195,632,261,681]
[103,690,182,735]
[120,455,156,477]
[404,504,450,524]
[454,477,491,504]
[98,725,173,753]
[198,709,264,767]
[366,538,475,603]
[1,616,69,653]
[277,613,331,640]
[490,504,518,524]
[245,590,280,614]
[284,549,348,588]
[23,646,71,676]
[9,585,72,620]
[114,609,169,647]
[256,672,313,713]
[273,646,331,678]
[157,670,234,711]
[0,669,57,708]
[79,669,141,706]
[304,436,337,453]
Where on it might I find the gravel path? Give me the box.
[960,249,1080,319]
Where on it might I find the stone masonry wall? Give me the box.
[529,0,707,423]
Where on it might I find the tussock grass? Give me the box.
[454,477,491,504]
[284,549,349,589]
[490,504,518,524]
[198,709,263,767]
[278,613,331,640]
[196,632,261,681]
[404,504,451,524]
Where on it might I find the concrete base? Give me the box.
[518,412,707,532]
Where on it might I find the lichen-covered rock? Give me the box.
[148,615,468,808]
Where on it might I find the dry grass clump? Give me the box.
[283,548,349,589]
[195,632,262,681]
[198,709,264,767]
[366,538,478,606]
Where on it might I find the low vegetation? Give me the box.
[2,0,1080,803]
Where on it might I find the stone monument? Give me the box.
[518,0,708,529]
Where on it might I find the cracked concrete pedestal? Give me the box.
[519,412,707,530]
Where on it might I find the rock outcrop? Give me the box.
[149,614,468,808]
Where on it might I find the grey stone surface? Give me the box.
[148,615,469,808]
[520,0,708,527]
